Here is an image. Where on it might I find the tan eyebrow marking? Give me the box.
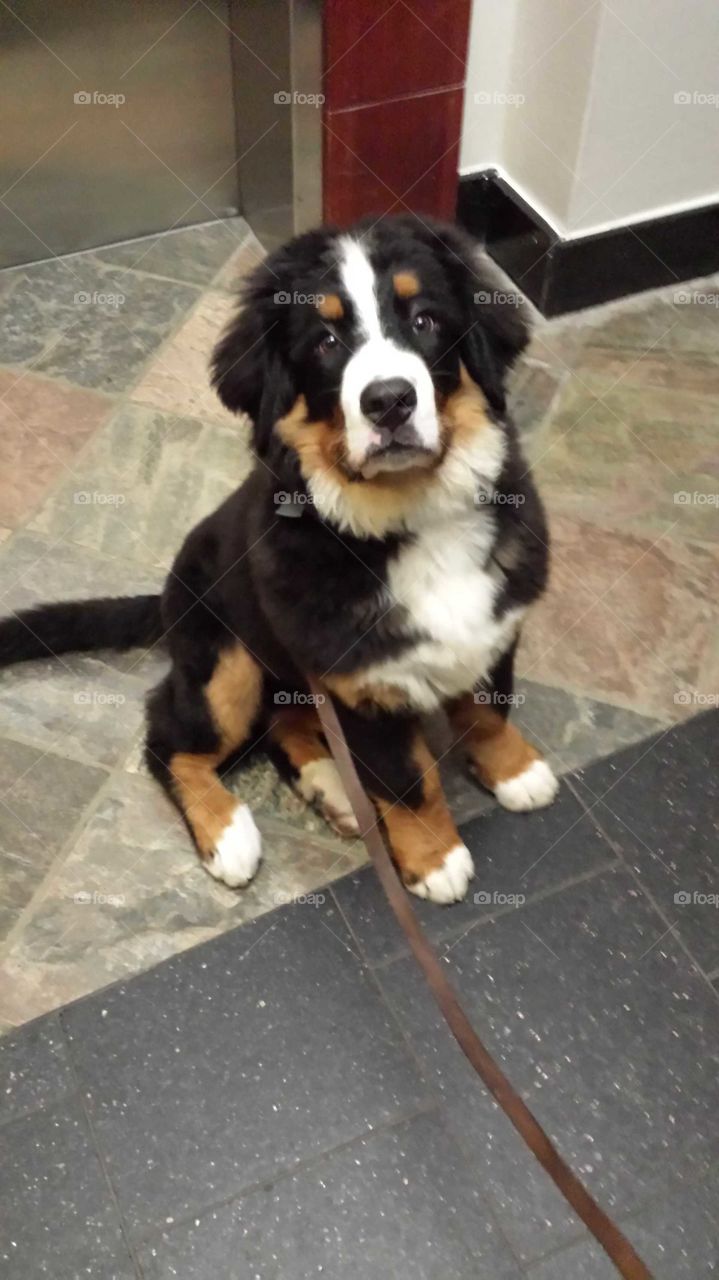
[317,293,344,320]
[393,270,420,298]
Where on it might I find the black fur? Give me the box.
[0,214,549,872]
[0,595,161,665]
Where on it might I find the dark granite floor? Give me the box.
[1,710,716,1279]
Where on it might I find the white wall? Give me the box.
[460,0,719,238]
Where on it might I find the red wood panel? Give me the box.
[323,88,465,226]
[324,0,471,110]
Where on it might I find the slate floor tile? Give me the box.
[0,735,107,944]
[94,217,249,286]
[0,254,199,391]
[62,898,427,1238]
[528,1168,719,1278]
[130,289,240,426]
[519,512,719,719]
[0,368,111,528]
[28,402,248,568]
[573,709,719,974]
[0,531,163,674]
[533,374,719,544]
[0,1012,73,1125]
[375,866,719,1263]
[0,653,148,769]
[0,771,362,1029]
[428,680,666,826]
[333,780,616,966]
[0,1097,136,1279]
[140,1112,523,1280]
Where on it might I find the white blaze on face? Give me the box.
[337,236,441,474]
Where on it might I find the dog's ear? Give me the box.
[420,219,531,414]
[211,266,298,456]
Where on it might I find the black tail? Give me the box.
[0,594,163,667]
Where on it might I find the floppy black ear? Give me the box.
[418,219,531,414]
[211,268,298,457]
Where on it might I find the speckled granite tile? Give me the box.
[573,710,719,976]
[0,1012,73,1125]
[0,654,147,769]
[424,680,666,826]
[0,736,107,944]
[140,1112,523,1280]
[376,866,719,1263]
[0,1097,135,1279]
[333,778,616,967]
[28,402,249,567]
[0,772,362,1029]
[62,897,428,1237]
[130,289,242,426]
[527,1169,719,1278]
[94,217,249,286]
[0,369,111,528]
[0,254,199,391]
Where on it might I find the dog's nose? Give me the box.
[360,378,417,429]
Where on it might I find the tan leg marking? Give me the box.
[449,696,559,812]
[269,704,359,837]
[169,646,264,884]
[373,736,474,904]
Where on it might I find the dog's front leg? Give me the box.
[330,701,474,904]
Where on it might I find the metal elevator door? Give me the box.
[0,0,240,268]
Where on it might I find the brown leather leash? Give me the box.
[309,678,653,1280]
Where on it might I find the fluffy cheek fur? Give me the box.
[275,369,493,539]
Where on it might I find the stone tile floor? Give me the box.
[0,217,717,1036]
[0,712,717,1278]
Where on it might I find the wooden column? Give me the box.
[322,0,472,225]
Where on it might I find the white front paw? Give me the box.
[205,805,262,888]
[296,758,360,837]
[408,844,475,904]
[494,759,559,812]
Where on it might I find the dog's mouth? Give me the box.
[358,421,438,479]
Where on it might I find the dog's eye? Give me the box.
[412,312,436,334]
[316,332,338,356]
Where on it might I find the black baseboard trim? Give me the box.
[457,170,719,317]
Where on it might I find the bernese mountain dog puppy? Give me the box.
[0,214,558,904]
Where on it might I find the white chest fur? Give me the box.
[363,507,525,711]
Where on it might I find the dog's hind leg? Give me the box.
[146,644,264,887]
[268,703,359,837]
